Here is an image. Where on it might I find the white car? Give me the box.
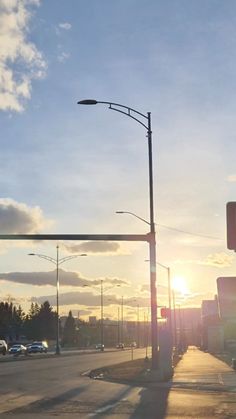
[0,340,7,355]
[95,343,105,350]
[27,341,48,354]
[9,344,27,355]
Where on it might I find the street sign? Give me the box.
[160,307,170,318]
[217,277,236,319]
[226,202,236,250]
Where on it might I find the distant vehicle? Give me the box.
[130,342,137,348]
[27,341,48,354]
[116,343,125,349]
[0,340,7,355]
[9,344,27,355]
[95,343,104,351]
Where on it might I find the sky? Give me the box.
[0,0,236,320]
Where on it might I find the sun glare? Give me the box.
[172,276,189,295]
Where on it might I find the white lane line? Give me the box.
[81,369,91,376]
[218,373,224,385]
[88,401,118,417]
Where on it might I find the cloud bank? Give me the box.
[0,198,51,233]
[0,0,46,112]
[0,269,128,288]
[32,291,151,308]
[63,241,120,254]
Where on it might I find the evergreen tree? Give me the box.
[62,310,77,346]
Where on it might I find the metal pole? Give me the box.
[178,304,182,353]
[101,279,104,351]
[147,112,158,369]
[56,245,60,355]
[167,267,172,338]
[117,306,120,344]
[172,289,177,349]
[137,304,140,348]
[121,296,124,343]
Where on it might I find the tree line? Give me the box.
[0,300,99,347]
[0,300,58,342]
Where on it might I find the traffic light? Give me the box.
[160,307,170,318]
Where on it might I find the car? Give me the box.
[95,343,105,351]
[116,343,125,349]
[9,344,27,355]
[27,341,48,354]
[0,340,7,355]
[130,341,137,348]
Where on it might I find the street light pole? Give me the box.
[172,289,177,349]
[78,99,158,369]
[121,295,124,344]
[101,279,104,350]
[28,247,87,355]
[56,245,60,355]
[156,262,172,336]
[83,281,121,351]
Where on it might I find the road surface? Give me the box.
[1,346,236,418]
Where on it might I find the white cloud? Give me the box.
[58,22,72,30]
[63,241,121,254]
[0,198,52,233]
[0,268,128,288]
[0,0,46,112]
[200,252,234,268]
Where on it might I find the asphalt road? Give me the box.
[1,346,236,418]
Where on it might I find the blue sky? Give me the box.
[0,0,236,319]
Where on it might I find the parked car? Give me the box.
[27,341,48,354]
[95,343,105,351]
[0,340,7,355]
[9,344,27,355]
[116,343,125,349]
[130,341,137,348]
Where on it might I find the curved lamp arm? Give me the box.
[28,253,57,265]
[78,99,149,130]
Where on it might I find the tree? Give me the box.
[24,301,57,341]
[62,311,77,346]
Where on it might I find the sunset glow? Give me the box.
[172,276,189,296]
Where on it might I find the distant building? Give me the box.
[89,316,97,324]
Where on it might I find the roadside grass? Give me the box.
[90,357,152,382]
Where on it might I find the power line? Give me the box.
[157,223,223,241]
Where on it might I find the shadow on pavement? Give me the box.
[130,386,170,419]
[5,384,88,415]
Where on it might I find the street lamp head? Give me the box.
[28,253,35,256]
[77,99,97,105]
[80,253,87,257]
[116,211,124,214]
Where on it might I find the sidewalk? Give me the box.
[170,346,236,391]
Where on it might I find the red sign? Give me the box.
[160,307,170,318]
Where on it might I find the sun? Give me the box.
[172,276,189,295]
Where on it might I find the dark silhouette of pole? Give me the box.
[117,306,120,344]
[83,280,120,351]
[101,279,104,351]
[78,99,158,369]
[28,247,87,355]
[172,289,177,349]
[137,303,140,348]
[121,295,124,343]
[56,245,59,355]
